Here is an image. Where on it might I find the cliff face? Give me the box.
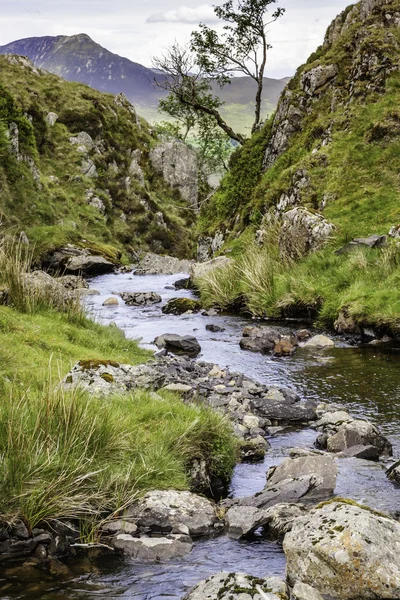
[199,0,400,254]
[0,54,196,260]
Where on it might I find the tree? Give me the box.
[153,0,284,144]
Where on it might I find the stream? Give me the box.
[3,270,400,599]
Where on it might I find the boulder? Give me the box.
[226,503,307,540]
[284,500,400,599]
[56,275,88,290]
[190,256,232,281]
[206,324,225,333]
[22,271,71,308]
[162,298,202,315]
[112,533,193,560]
[65,254,114,276]
[183,572,287,600]
[304,334,335,349]
[267,455,337,500]
[279,207,335,260]
[240,326,281,354]
[154,334,201,357]
[174,277,191,290]
[273,339,296,356]
[134,252,193,275]
[336,234,387,255]
[102,297,119,306]
[300,64,338,95]
[326,420,392,456]
[120,291,162,306]
[125,490,220,537]
[387,460,400,484]
[234,474,325,510]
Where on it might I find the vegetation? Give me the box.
[0,55,196,262]
[154,0,284,144]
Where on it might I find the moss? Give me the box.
[78,359,120,371]
[316,497,390,519]
[161,297,202,315]
[100,373,115,383]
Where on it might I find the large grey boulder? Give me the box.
[226,503,307,540]
[154,334,201,357]
[284,500,400,599]
[239,326,281,354]
[112,533,192,560]
[279,207,335,260]
[120,291,162,306]
[190,256,232,281]
[300,64,338,95]
[125,490,220,537]
[56,275,88,290]
[22,271,71,308]
[267,454,337,500]
[325,419,392,457]
[183,572,287,600]
[250,388,317,423]
[65,254,113,275]
[233,474,325,510]
[150,137,199,207]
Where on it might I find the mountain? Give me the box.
[0,34,288,134]
[0,53,198,261]
[196,0,400,334]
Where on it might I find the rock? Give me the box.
[326,419,392,456]
[196,232,225,263]
[304,334,335,349]
[336,234,388,255]
[291,582,324,600]
[313,410,353,429]
[125,490,220,537]
[296,329,311,340]
[162,298,202,315]
[206,324,225,333]
[279,208,335,260]
[387,460,400,484]
[240,326,281,354]
[120,291,162,306]
[154,334,201,357]
[284,500,400,599]
[135,253,193,275]
[338,444,380,460]
[273,339,296,356]
[226,503,306,540]
[234,474,325,510]
[22,271,71,308]
[150,137,199,207]
[102,297,119,306]
[45,112,58,126]
[56,275,88,290]
[112,533,193,560]
[183,572,287,600]
[65,255,114,276]
[163,383,193,394]
[240,436,270,462]
[101,520,138,536]
[190,256,232,281]
[267,455,337,500]
[174,277,191,290]
[250,388,317,423]
[301,64,338,95]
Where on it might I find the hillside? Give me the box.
[196,0,400,334]
[0,34,288,135]
[0,54,197,261]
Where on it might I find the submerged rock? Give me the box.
[304,334,335,349]
[284,500,400,599]
[183,572,287,600]
[125,490,220,537]
[112,533,193,560]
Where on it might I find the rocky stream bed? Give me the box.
[2,269,400,599]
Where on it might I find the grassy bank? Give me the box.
[196,241,400,333]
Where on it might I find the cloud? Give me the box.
[146,4,218,24]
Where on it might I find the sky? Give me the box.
[1,0,353,78]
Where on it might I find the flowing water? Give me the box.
[2,271,400,599]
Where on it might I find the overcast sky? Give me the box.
[2,0,352,78]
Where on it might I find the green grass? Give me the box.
[0,385,236,531]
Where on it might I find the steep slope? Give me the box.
[0,34,288,135]
[197,0,400,333]
[0,54,196,261]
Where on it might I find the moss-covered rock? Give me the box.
[162,297,202,315]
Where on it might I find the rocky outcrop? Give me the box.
[183,572,288,600]
[190,256,232,280]
[284,500,400,599]
[150,137,199,208]
[279,207,335,260]
[197,232,225,262]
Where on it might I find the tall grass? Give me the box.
[196,241,400,329]
[0,382,236,534]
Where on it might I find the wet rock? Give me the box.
[387,460,400,484]
[240,436,270,462]
[226,503,306,540]
[206,324,225,333]
[296,329,311,341]
[112,533,193,560]
[125,490,220,537]
[267,454,337,500]
[135,252,193,275]
[250,388,317,423]
[120,291,162,306]
[338,444,380,460]
[174,277,191,290]
[312,410,354,429]
[162,298,202,315]
[284,500,400,599]
[304,334,335,349]
[154,334,201,357]
[240,326,280,354]
[102,297,119,306]
[233,474,324,510]
[325,420,392,457]
[273,339,296,356]
[190,256,232,281]
[183,571,287,600]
